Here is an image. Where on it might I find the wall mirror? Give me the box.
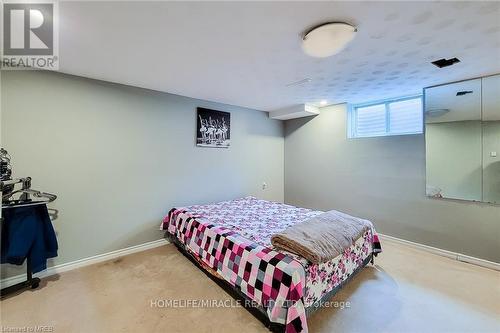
[425,74,500,204]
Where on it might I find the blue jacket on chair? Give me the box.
[1,204,58,273]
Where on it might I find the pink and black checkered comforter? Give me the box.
[160,197,380,333]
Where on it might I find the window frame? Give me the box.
[348,95,423,139]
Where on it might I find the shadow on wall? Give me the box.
[455,166,482,200]
[483,161,500,204]
[283,116,317,137]
[105,220,166,255]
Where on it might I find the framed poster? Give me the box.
[196,108,230,148]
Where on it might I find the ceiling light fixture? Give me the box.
[319,100,328,106]
[425,108,450,117]
[302,22,357,58]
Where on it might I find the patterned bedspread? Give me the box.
[161,197,379,333]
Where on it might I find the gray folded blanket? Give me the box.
[271,210,373,264]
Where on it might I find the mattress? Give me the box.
[161,197,377,333]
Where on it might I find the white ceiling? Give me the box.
[59,1,500,111]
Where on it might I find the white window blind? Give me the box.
[349,96,423,138]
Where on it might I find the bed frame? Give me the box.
[168,234,373,333]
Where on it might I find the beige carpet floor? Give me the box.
[1,239,499,333]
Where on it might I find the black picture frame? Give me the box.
[196,108,230,148]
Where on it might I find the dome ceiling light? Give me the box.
[302,22,357,58]
[425,108,450,117]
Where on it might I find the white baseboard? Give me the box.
[1,238,169,289]
[2,234,497,289]
[379,233,500,271]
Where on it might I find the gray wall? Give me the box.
[284,104,500,263]
[1,71,284,278]
[2,71,498,280]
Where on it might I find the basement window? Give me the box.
[348,95,423,138]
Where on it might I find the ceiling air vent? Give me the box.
[456,90,473,96]
[431,58,460,68]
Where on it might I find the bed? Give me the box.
[160,197,380,333]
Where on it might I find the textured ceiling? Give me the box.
[59,1,500,111]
